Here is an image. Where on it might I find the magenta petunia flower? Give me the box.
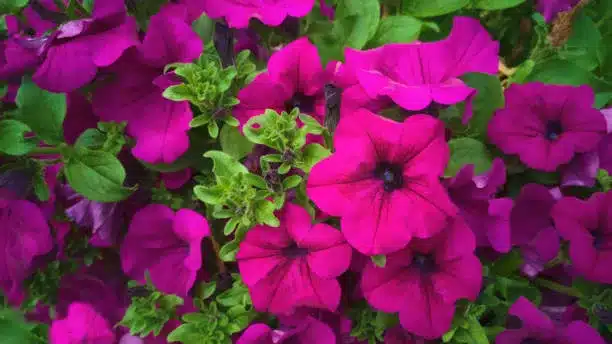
[50,302,116,344]
[496,297,604,344]
[332,17,498,123]
[0,195,53,304]
[361,218,482,339]
[237,316,336,344]
[537,0,580,22]
[511,184,561,278]
[120,204,210,296]
[237,204,352,315]
[551,192,612,283]
[384,326,428,344]
[201,0,315,29]
[93,8,202,164]
[234,38,327,127]
[488,83,607,172]
[445,158,513,253]
[307,109,457,255]
[31,0,138,92]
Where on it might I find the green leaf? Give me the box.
[0,120,37,155]
[335,0,381,49]
[189,114,211,128]
[446,138,492,177]
[471,0,525,10]
[462,73,504,139]
[255,200,280,227]
[219,241,240,262]
[368,15,422,46]
[526,59,594,86]
[559,11,602,71]
[282,175,303,189]
[204,150,248,178]
[208,120,220,138]
[0,0,29,14]
[371,255,386,268]
[63,147,134,202]
[192,12,214,43]
[32,170,50,202]
[223,217,240,235]
[403,0,470,18]
[163,84,192,102]
[220,125,254,160]
[193,186,225,205]
[14,77,66,145]
[74,128,106,149]
[299,143,331,173]
[491,250,523,276]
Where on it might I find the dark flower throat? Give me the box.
[545,120,562,141]
[375,162,403,192]
[282,243,309,258]
[286,92,315,114]
[412,254,437,275]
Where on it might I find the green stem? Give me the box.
[535,278,583,298]
[28,146,60,155]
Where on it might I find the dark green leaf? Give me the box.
[403,0,470,18]
[462,73,504,139]
[0,120,37,156]
[368,15,422,46]
[471,0,525,10]
[0,0,29,14]
[559,11,602,71]
[335,0,380,49]
[371,255,386,268]
[446,138,493,177]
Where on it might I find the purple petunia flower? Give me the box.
[537,0,581,22]
[445,158,514,253]
[496,297,604,343]
[201,0,315,29]
[237,316,336,344]
[234,38,327,128]
[307,109,457,255]
[93,8,202,164]
[488,83,607,172]
[0,194,53,304]
[237,204,352,315]
[120,204,210,296]
[552,191,612,283]
[50,302,116,344]
[361,218,482,339]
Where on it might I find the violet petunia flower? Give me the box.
[50,302,116,344]
[361,218,482,339]
[120,204,210,296]
[32,0,139,92]
[496,297,604,344]
[331,17,498,123]
[551,191,612,283]
[511,184,561,278]
[201,0,315,29]
[488,83,607,172]
[237,204,352,315]
[93,8,203,164]
[307,109,457,255]
[537,0,581,22]
[0,194,53,304]
[445,158,513,253]
[237,316,336,344]
[234,38,327,127]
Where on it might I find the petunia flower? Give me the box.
[496,297,604,344]
[31,0,139,92]
[511,184,561,278]
[551,191,612,283]
[50,302,116,344]
[331,16,498,123]
[237,316,336,344]
[93,8,202,164]
[307,109,457,255]
[537,0,580,22]
[201,0,315,29]
[0,194,53,304]
[234,37,327,127]
[445,158,513,253]
[488,83,607,172]
[361,218,482,339]
[237,203,352,315]
[384,326,429,344]
[120,204,210,296]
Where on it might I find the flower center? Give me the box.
[282,243,309,258]
[285,92,315,114]
[374,163,403,192]
[412,254,437,275]
[592,229,612,250]
[545,120,563,141]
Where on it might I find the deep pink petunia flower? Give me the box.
[511,184,561,278]
[551,192,612,283]
[234,37,327,127]
[331,17,498,123]
[496,297,604,344]
[50,302,116,344]
[0,194,53,304]
[237,316,336,344]
[537,0,580,22]
[384,326,429,344]
[93,8,202,164]
[201,0,315,29]
[237,204,352,315]
[361,218,482,339]
[445,158,513,253]
[307,109,457,255]
[31,0,138,92]
[488,83,607,172]
[120,204,210,296]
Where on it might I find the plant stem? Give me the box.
[209,235,227,273]
[535,278,583,298]
[29,146,60,155]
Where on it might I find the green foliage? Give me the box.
[0,306,47,344]
[443,303,489,344]
[446,137,493,177]
[335,0,381,49]
[472,0,525,10]
[371,255,387,268]
[14,76,67,145]
[573,278,612,338]
[403,0,470,18]
[349,303,398,344]
[0,120,37,156]
[0,0,28,14]
[74,121,128,156]
[597,169,612,191]
[219,125,254,160]
[461,73,505,140]
[367,15,422,47]
[62,146,135,202]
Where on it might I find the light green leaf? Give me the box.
[63,147,134,202]
[204,150,248,178]
[300,143,331,173]
[220,125,254,160]
[189,114,211,128]
[471,0,525,10]
[335,0,381,49]
[162,84,192,102]
[219,241,240,262]
[15,76,66,145]
[446,138,492,177]
[0,120,37,155]
[368,15,422,46]
[208,120,219,138]
[192,12,214,43]
[282,175,303,189]
[255,200,279,227]
[403,0,470,18]
[193,186,225,205]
